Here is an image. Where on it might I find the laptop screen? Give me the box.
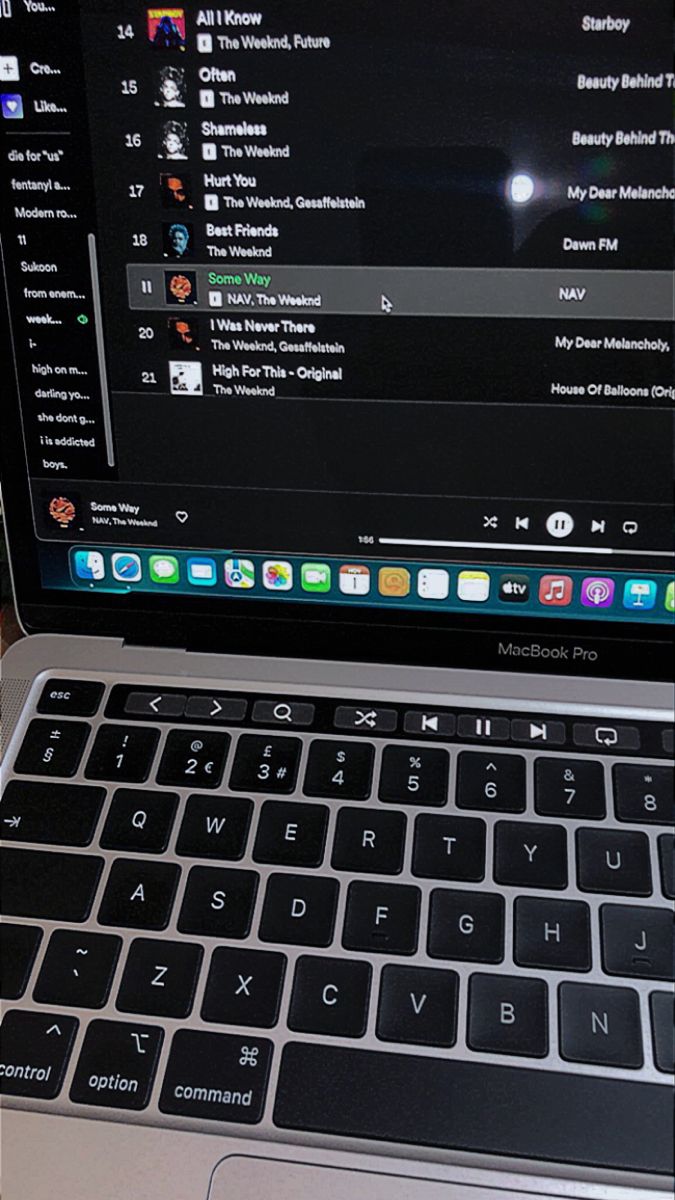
[1,1,673,669]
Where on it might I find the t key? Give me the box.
[157,730,230,789]
[457,753,525,813]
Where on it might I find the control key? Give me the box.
[0,1010,78,1099]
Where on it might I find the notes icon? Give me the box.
[539,575,573,606]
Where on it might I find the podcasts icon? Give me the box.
[580,577,615,608]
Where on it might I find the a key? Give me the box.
[175,794,252,860]
[534,758,605,820]
[303,739,374,800]
[658,834,674,899]
[601,904,673,981]
[576,828,651,896]
[412,814,486,881]
[253,800,328,867]
[229,734,301,794]
[559,982,642,1068]
[201,947,286,1028]
[0,780,105,846]
[650,993,674,1073]
[494,820,567,889]
[331,807,406,875]
[69,1019,163,1109]
[342,880,420,955]
[288,955,371,1038]
[456,752,525,813]
[177,865,258,938]
[85,725,159,783]
[259,872,338,947]
[613,764,674,825]
[378,745,449,807]
[98,858,180,930]
[156,730,230,789]
[159,1029,273,1123]
[116,937,203,1018]
[467,973,548,1057]
[514,897,591,971]
[38,679,104,717]
[0,924,42,1000]
[1,848,103,922]
[14,719,91,778]
[376,965,458,1047]
[428,888,504,963]
[0,1010,78,1099]
[100,788,178,854]
[33,929,121,1009]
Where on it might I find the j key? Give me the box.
[100,788,178,854]
[38,678,104,717]
[456,752,525,813]
[412,814,485,881]
[377,965,458,1047]
[534,758,605,820]
[159,1029,273,1123]
[253,800,328,867]
[1,848,103,922]
[601,904,674,981]
[514,897,591,971]
[201,947,286,1028]
[650,993,674,1073]
[559,982,642,1068]
[288,955,371,1038]
[342,881,420,955]
[613,764,674,825]
[0,924,42,1000]
[98,858,180,930]
[14,719,90,778]
[117,937,203,1019]
[229,734,301,794]
[378,746,449,807]
[259,873,338,947]
[303,739,374,800]
[85,725,159,784]
[70,1019,163,1110]
[177,866,258,938]
[157,729,230,790]
[33,929,121,1009]
[175,794,252,860]
[331,807,406,875]
[468,973,548,1058]
[576,828,651,896]
[1,780,105,846]
[0,1010,78,1099]
[494,821,567,889]
[428,889,504,963]
[658,834,674,899]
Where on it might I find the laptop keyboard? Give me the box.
[1,676,673,1174]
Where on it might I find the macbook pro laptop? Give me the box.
[0,2,673,1198]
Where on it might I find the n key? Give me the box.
[559,982,642,1068]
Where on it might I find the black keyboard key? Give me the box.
[253,800,328,867]
[177,866,258,938]
[331,807,406,875]
[125,692,186,718]
[304,739,374,800]
[69,1019,163,1109]
[117,937,202,1018]
[658,834,674,899]
[601,904,674,981]
[156,729,230,789]
[259,872,338,947]
[650,993,674,1073]
[559,982,642,1068]
[85,724,159,783]
[38,678,104,717]
[613,764,674,825]
[14,719,90,778]
[274,1043,673,1174]
[229,734,301,794]
[159,1029,272,1123]
[534,758,605,820]
[0,780,105,846]
[98,858,180,930]
[412,814,485,881]
[0,924,42,1000]
[377,965,458,1047]
[468,973,548,1058]
[456,752,525,813]
[576,828,651,896]
[428,888,504,963]
[494,820,567,889]
[378,745,449,807]
[33,929,121,1009]
[334,706,397,733]
[202,947,286,1028]
[288,955,371,1038]
[0,1010,78,1099]
[175,794,252,860]
[342,880,420,955]
[100,788,178,854]
[1,848,103,922]
[514,897,591,971]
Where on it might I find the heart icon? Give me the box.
[175,511,188,523]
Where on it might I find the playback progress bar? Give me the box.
[378,538,674,558]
